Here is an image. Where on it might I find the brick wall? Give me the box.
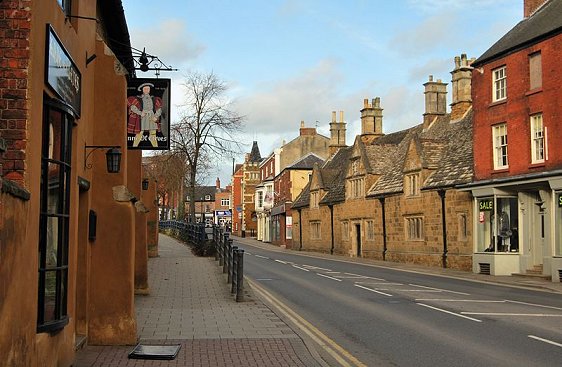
[0,0,30,186]
[472,33,562,180]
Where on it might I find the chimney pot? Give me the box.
[339,111,344,122]
[300,120,305,128]
[429,75,434,82]
[364,98,369,108]
[331,111,336,122]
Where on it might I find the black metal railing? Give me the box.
[160,221,244,302]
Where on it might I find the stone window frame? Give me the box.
[458,212,468,242]
[492,65,507,102]
[341,220,349,241]
[366,220,375,241]
[348,177,364,199]
[405,215,424,241]
[310,221,321,239]
[310,190,319,209]
[405,172,420,197]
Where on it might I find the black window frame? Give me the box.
[37,97,74,333]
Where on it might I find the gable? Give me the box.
[403,139,422,173]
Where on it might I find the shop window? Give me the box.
[37,99,74,333]
[476,197,518,253]
[556,193,562,256]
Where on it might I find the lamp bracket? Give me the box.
[132,47,178,76]
[84,145,120,170]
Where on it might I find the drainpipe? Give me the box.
[298,208,303,250]
[329,205,335,254]
[438,189,448,268]
[378,197,387,261]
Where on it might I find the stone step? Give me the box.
[512,272,552,280]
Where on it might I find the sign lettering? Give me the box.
[479,199,493,211]
[559,194,562,207]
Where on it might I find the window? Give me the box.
[530,114,544,163]
[458,213,468,241]
[476,197,518,253]
[351,159,359,175]
[221,198,230,206]
[310,221,321,239]
[38,99,73,332]
[529,52,542,90]
[492,124,508,169]
[366,220,375,241]
[554,191,562,256]
[205,194,211,201]
[256,191,263,208]
[349,178,364,199]
[342,221,349,240]
[492,66,507,102]
[405,216,424,241]
[58,0,71,15]
[310,191,319,208]
[406,173,420,197]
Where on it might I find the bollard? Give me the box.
[235,249,244,302]
[223,240,232,274]
[228,246,238,284]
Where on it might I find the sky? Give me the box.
[121,0,523,187]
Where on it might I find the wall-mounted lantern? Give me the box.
[142,178,149,190]
[84,145,122,173]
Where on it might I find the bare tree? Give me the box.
[171,71,244,222]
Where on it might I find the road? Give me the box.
[232,239,562,367]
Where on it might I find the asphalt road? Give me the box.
[233,240,562,367]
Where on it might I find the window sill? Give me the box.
[529,162,545,169]
[489,99,507,108]
[526,87,542,96]
[37,316,69,334]
[492,168,509,174]
[475,251,520,255]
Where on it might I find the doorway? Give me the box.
[355,224,362,257]
[531,201,545,267]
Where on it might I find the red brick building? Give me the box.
[464,0,562,280]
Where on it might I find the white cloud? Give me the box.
[407,0,512,12]
[128,19,205,67]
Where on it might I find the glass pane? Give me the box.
[477,198,494,252]
[47,162,61,213]
[48,110,62,160]
[497,198,518,252]
[554,196,562,256]
[46,216,59,268]
[42,271,57,322]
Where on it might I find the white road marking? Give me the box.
[355,284,393,297]
[275,259,288,264]
[416,299,505,303]
[292,265,310,272]
[417,303,482,322]
[255,255,269,259]
[506,300,562,311]
[462,312,562,317]
[528,335,562,348]
[317,273,342,282]
[302,265,332,271]
[398,290,442,292]
[355,282,403,286]
[345,273,384,281]
[409,284,470,295]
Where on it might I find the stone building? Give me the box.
[0,1,155,365]
[462,0,562,280]
[293,55,475,271]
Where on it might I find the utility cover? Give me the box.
[128,344,181,360]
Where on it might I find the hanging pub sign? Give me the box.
[45,25,81,116]
[126,78,171,150]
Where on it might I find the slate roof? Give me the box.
[286,153,324,170]
[473,0,562,67]
[190,186,218,201]
[248,141,262,162]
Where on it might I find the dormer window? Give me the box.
[310,191,320,208]
[405,173,420,197]
[348,177,364,199]
[351,159,359,175]
[205,195,211,201]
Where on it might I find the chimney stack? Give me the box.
[329,110,347,155]
[524,0,547,17]
[423,75,448,130]
[299,120,316,136]
[450,54,474,120]
[360,97,384,144]
[216,177,221,189]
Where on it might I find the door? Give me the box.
[355,224,362,257]
[531,200,545,267]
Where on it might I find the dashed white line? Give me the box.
[354,284,393,297]
[302,265,332,271]
[275,259,288,264]
[528,335,562,348]
[355,282,403,286]
[409,284,470,295]
[255,255,269,259]
[292,265,310,272]
[506,300,562,311]
[317,273,342,282]
[416,299,505,303]
[417,303,482,322]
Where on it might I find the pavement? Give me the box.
[74,233,562,367]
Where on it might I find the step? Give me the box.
[512,272,552,281]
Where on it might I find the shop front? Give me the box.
[466,174,562,281]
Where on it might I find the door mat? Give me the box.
[128,344,181,360]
